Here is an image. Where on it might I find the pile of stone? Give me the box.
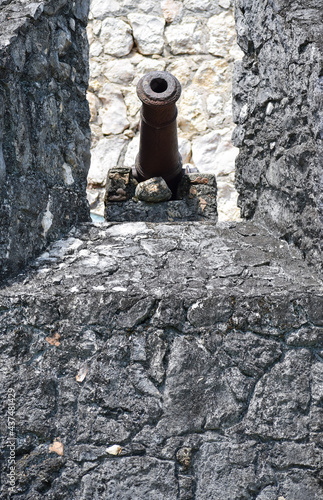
[105,168,218,222]
[86,0,242,220]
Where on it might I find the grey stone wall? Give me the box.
[0,0,91,281]
[233,0,323,273]
[1,221,322,499]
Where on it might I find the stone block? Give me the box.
[128,13,165,55]
[101,17,133,57]
[104,168,217,222]
[0,0,91,282]
[135,177,172,202]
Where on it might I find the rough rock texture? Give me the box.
[87,0,242,220]
[233,0,323,273]
[135,177,173,202]
[0,0,91,282]
[105,169,218,222]
[1,221,323,498]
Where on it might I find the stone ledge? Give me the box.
[1,221,322,499]
[104,168,217,222]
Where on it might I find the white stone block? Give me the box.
[136,57,166,76]
[183,0,217,13]
[89,40,102,57]
[88,136,128,186]
[178,137,192,163]
[105,59,135,84]
[207,13,235,58]
[128,13,165,55]
[99,95,129,135]
[97,84,130,135]
[219,0,231,9]
[101,18,133,57]
[191,129,238,177]
[124,91,141,118]
[124,135,140,168]
[165,20,206,55]
[161,0,183,23]
[90,0,121,19]
[178,87,208,134]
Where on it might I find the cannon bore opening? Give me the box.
[150,78,168,93]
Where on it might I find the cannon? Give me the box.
[134,71,183,196]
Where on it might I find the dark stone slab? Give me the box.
[105,169,217,222]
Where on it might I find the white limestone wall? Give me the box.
[87,0,242,220]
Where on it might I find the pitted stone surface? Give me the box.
[233,0,323,273]
[1,221,323,498]
[0,0,91,282]
[105,170,218,222]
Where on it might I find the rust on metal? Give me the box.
[134,71,183,196]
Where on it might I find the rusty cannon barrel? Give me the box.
[134,71,183,196]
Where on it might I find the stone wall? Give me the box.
[0,0,91,282]
[87,0,242,220]
[1,3,323,499]
[233,0,323,272]
[1,221,323,498]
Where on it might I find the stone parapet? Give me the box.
[0,0,91,282]
[233,0,323,273]
[0,221,322,498]
[104,167,217,222]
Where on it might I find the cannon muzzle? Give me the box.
[134,71,183,196]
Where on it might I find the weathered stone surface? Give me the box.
[88,136,128,187]
[0,0,91,282]
[105,167,137,202]
[105,170,217,222]
[217,174,240,220]
[233,0,323,273]
[128,14,165,55]
[1,220,322,498]
[207,12,236,57]
[178,86,208,133]
[135,177,172,203]
[192,129,238,176]
[178,137,192,163]
[161,0,183,24]
[104,59,135,85]
[165,20,207,55]
[77,457,177,499]
[101,17,133,57]
[90,0,123,19]
[243,349,311,440]
[98,85,129,135]
[124,135,140,168]
[183,0,220,16]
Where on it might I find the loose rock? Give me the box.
[135,177,172,202]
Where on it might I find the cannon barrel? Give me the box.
[134,71,183,195]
